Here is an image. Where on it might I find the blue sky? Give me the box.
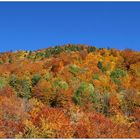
[0,2,140,52]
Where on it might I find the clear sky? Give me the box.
[0,2,140,52]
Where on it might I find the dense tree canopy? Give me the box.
[0,44,140,138]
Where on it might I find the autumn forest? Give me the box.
[0,44,140,138]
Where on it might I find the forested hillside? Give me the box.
[0,44,140,138]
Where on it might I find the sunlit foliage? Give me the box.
[0,44,140,138]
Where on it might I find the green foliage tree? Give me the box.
[8,56,13,63]
[69,64,80,76]
[52,46,64,55]
[45,73,53,81]
[27,50,34,59]
[0,77,6,90]
[9,75,32,99]
[17,79,32,99]
[87,46,96,53]
[9,74,18,88]
[92,73,100,80]
[35,52,45,60]
[97,61,106,73]
[110,68,126,85]
[45,49,52,58]
[102,93,110,116]
[32,74,41,86]
[52,79,68,90]
[73,82,94,106]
